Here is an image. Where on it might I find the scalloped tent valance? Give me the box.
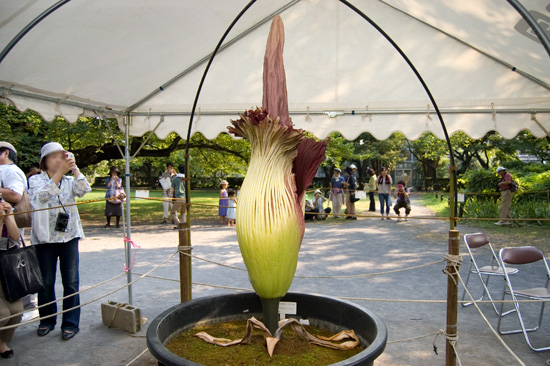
[1,0,549,141]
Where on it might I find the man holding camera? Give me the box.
[28,142,91,341]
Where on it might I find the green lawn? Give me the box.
[416,193,550,252]
[77,189,220,224]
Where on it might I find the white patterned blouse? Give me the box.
[29,171,91,244]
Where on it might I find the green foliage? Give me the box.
[463,197,550,225]
[458,169,500,192]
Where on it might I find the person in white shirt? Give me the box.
[0,142,26,206]
[29,142,91,341]
[0,142,38,321]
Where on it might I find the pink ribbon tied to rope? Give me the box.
[123,237,140,272]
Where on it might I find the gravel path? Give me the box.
[4,198,549,365]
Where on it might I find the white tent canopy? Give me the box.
[1,0,549,141]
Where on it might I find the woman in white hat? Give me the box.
[313,189,328,219]
[28,142,91,341]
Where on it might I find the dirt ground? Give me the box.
[4,198,549,366]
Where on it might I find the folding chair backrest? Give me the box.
[464,233,490,248]
[501,246,544,265]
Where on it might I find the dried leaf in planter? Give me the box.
[194,317,359,358]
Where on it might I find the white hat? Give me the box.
[349,164,357,169]
[220,180,228,185]
[496,166,506,173]
[314,189,322,195]
[40,142,65,162]
[0,141,16,153]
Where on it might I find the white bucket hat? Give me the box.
[349,164,357,169]
[0,141,17,153]
[40,142,65,162]
[314,189,322,195]
[496,166,506,173]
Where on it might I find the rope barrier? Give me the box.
[133,272,549,304]
[3,194,547,222]
[455,265,525,366]
[124,348,149,366]
[0,250,179,331]
[133,195,550,221]
[0,196,120,218]
[178,250,445,279]
[0,272,126,322]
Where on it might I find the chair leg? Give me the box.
[520,301,549,352]
[460,268,473,307]
[497,283,549,351]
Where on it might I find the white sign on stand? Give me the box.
[457,193,465,203]
[135,190,150,199]
[278,301,297,320]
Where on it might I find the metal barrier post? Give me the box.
[446,230,460,366]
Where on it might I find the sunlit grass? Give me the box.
[77,189,220,224]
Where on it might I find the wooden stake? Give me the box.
[179,219,192,302]
[446,230,460,366]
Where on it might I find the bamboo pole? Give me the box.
[179,220,192,302]
[179,153,192,303]
[446,230,460,366]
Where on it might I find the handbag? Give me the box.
[0,230,44,302]
[111,188,126,204]
[13,191,32,228]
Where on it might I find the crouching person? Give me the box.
[393,182,411,221]
[29,143,91,341]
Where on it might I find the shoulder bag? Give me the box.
[0,228,44,302]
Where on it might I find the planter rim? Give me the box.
[147,292,387,366]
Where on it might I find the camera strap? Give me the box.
[56,177,68,214]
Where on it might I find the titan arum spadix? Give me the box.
[228,15,327,334]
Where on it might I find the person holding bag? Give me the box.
[29,142,91,341]
[104,166,123,228]
[0,199,23,359]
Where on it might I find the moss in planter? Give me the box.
[165,320,364,365]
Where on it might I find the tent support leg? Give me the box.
[124,115,133,305]
[445,230,460,366]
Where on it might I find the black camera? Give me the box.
[55,212,70,232]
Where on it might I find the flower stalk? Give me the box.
[228,15,327,335]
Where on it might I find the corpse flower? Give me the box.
[228,15,327,334]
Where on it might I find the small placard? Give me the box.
[279,301,297,320]
[355,191,367,200]
[135,190,150,199]
[457,193,465,203]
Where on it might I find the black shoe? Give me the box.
[116,224,120,228]
[0,349,13,359]
[37,326,53,337]
[161,219,167,224]
[104,224,111,228]
[351,217,357,220]
[62,330,79,341]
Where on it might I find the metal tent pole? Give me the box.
[124,115,133,304]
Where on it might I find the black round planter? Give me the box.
[147,292,387,366]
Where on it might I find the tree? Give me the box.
[319,132,406,187]
[408,132,447,189]
[0,103,250,187]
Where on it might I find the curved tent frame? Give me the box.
[0,0,549,310]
